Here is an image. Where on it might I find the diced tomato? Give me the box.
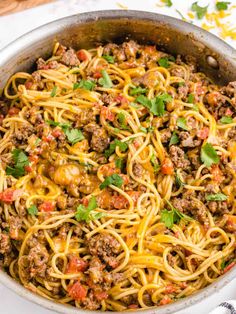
[25,80,33,89]
[8,107,20,116]
[133,140,140,149]
[161,158,174,175]
[128,304,139,309]
[225,108,233,116]
[206,91,221,106]
[160,296,172,305]
[115,95,128,105]
[223,262,235,274]
[39,201,55,212]
[81,197,89,207]
[195,82,205,96]
[25,165,33,172]
[29,155,39,164]
[210,165,224,184]
[68,281,87,301]
[66,256,88,274]
[77,50,88,61]
[93,71,102,79]
[42,134,54,142]
[180,282,187,289]
[101,106,115,121]
[165,285,176,294]
[0,188,22,204]
[197,127,209,140]
[52,128,63,138]
[174,231,180,239]
[94,291,108,301]
[111,191,141,209]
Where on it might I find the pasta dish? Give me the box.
[0,40,235,311]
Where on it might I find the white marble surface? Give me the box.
[0,0,236,313]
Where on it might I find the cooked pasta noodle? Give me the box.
[0,40,235,311]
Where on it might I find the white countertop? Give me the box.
[0,0,236,313]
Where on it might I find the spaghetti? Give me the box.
[0,40,235,310]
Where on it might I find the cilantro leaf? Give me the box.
[187,93,195,103]
[104,139,128,158]
[175,173,185,188]
[201,143,219,167]
[192,104,199,112]
[177,117,188,131]
[158,57,170,68]
[73,80,95,91]
[102,55,115,63]
[169,131,179,146]
[205,193,228,201]
[50,86,57,97]
[115,158,124,170]
[64,128,84,145]
[27,205,38,215]
[220,116,233,124]
[100,174,123,190]
[130,87,147,96]
[75,196,105,222]
[216,1,230,10]
[98,70,113,88]
[46,120,84,145]
[160,200,192,229]
[6,149,29,178]
[191,2,208,19]
[136,94,172,117]
[150,154,160,174]
[163,0,173,6]
[117,112,130,130]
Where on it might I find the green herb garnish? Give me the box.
[136,93,172,116]
[130,87,147,96]
[187,93,195,103]
[104,139,128,158]
[27,205,38,215]
[177,117,188,131]
[205,193,228,201]
[50,86,57,97]
[201,143,220,167]
[75,196,105,222]
[6,149,29,178]
[220,116,233,124]
[100,174,124,190]
[73,80,95,91]
[98,69,113,88]
[169,131,179,146]
[191,2,208,19]
[102,55,115,63]
[216,1,230,10]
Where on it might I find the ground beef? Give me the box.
[36,58,58,70]
[177,84,190,100]
[75,108,98,128]
[172,196,209,225]
[27,241,49,278]
[84,123,110,153]
[228,127,236,140]
[221,81,236,98]
[121,40,140,58]
[87,234,121,268]
[170,67,185,78]
[207,201,229,214]
[179,131,201,148]
[169,145,190,168]
[87,256,105,284]
[60,48,80,67]
[132,162,143,177]
[103,43,126,61]
[9,216,22,240]
[0,231,12,254]
[160,129,172,143]
[12,125,35,144]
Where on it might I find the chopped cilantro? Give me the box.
[100,174,123,190]
[201,143,219,167]
[98,70,113,88]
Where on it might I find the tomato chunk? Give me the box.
[160,296,172,305]
[39,201,55,212]
[66,255,88,274]
[77,50,88,61]
[68,281,87,300]
[197,127,209,140]
[94,291,108,301]
[101,106,115,121]
[223,262,235,274]
[161,158,174,175]
[0,188,22,204]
